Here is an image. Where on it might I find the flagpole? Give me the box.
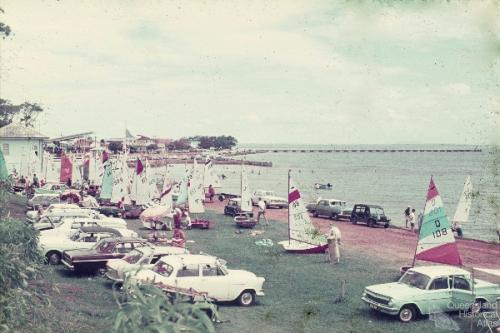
[288,169,291,245]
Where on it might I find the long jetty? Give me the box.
[232,148,482,155]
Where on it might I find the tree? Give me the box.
[0,99,43,128]
[168,138,191,150]
[198,136,216,149]
[214,135,237,150]
[108,141,123,154]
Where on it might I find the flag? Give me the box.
[136,159,144,175]
[102,150,109,163]
[60,153,73,183]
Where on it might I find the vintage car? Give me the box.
[362,265,500,322]
[96,206,122,218]
[40,227,124,265]
[121,204,144,219]
[26,203,80,222]
[32,209,99,228]
[39,217,136,237]
[105,246,189,283]
[223,198,254,217]
[306,199,350,220]
[35,182,69,195]
[250,190,288,209]
[26,193,61,211]
[350,204,390,228]
[61,237,150,273]
[130,254,265,306]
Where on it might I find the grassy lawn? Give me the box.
[27,209,475,333]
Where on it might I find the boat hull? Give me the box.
[278,240,328,254]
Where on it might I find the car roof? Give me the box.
[229,198,241,202]
[100,237,147,243]
[319,199,346,203]
[158,254,218,266]
[79,226,122,235]
[409,265,470,278]
[355,204,383,209]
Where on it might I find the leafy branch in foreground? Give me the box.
[111,278,218,333]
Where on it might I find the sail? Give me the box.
[288,177,326,245]
[160,164,173,210]
[452,176,473,225]
[71,155,82,184]
[146,160,160,200]
[87,151,98,185]
[132,158,149,205]
[415,177,462,266]
[203,157,221,188]
[110,156,124,204]
[240,168,252,212]
[30,150,41,177]
[100,159,113,200]
[60,153,73,183]
[0,149,8,181]
[188,159,205,213]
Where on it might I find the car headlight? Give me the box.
[388,298,394,306]
[362,291,367,298]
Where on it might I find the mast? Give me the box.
[240,159,243,210]
[288,169,291,245]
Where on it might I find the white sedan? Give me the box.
[40,227,124,265]
[131,255,265,306]
[105,246,189,283]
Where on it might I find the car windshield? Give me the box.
[371,207,385,215]
[123,249,144,264]
[399,271,430,289]
[153,262,173,277]
[70,231,82,241]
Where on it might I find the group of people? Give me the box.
[404,206,463,237]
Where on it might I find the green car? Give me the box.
[362,265,500,322]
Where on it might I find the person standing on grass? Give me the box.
[208,184,215,202]
[257,198,268,225]
[327,225,342,264]
[409,208,416,232]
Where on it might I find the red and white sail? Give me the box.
[415,177,462,266]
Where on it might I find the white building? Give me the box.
[0,123,48,177]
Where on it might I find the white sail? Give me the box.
[160,164,173,210]
[240,168,252,212]
[188,159,205,213]
[121,155,131,205]
[111,155,124,203]
[30,150,41,177]
[452,176,473,224]
[203,157,221,188]
[131,159,149,205]
[287,177,326,245]
[71,154,82,184]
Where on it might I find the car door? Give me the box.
[424,276,452,313]
[174,265,202,293]
[317,200,328,216]
[200,264,228,301]
[450,275,474,312]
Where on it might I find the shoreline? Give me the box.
[203,199,500,271]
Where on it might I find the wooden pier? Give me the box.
[233,148,482,155]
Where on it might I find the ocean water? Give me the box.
[158,144,499,242]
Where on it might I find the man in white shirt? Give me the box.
[257,198,268,225]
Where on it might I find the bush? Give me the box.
[111,279,217,333]
[0,184,44,331]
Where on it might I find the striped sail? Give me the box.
[288,178,326,245]
[415,177,462,266]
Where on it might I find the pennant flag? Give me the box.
[415,177,462,266]
[102,150,109,163]
[60,153,73,183]
[136,159,144,175]
[0,149,8,181]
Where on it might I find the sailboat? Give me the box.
[279,170,328,254]
[451,176,473,232]
[234,164,256,228]
[100,152,113,201]
[203,157,221,188]
[401,177,462,274]
[131,158,149,205]
[187,159,205,214]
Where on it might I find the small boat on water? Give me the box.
[279,170,328,254]
[314,183,332,190]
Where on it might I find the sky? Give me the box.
[1,1,499,145]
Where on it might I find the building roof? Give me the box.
[0,123,48,139]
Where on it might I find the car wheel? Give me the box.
[350,217,357,224]
[312,211,318,217]
[331,213,338,220]
[471,299,487,313]
[384,223,389,229]
[398,305,417,323]
[264,202,269,209]
[367,219,375,228]
[237,290,255,306]
[46,251,61,265]
[224,208,228,215]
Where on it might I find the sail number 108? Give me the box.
[432,219,448,238]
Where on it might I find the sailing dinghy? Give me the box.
[234,165,257,228]
[401,177,462,274]
[279,170,328,254]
